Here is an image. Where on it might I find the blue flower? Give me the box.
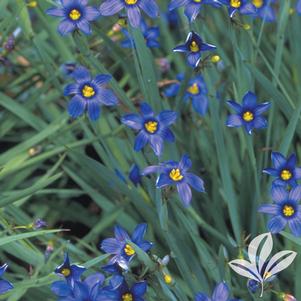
[129,164,141,186]
[101,277,147,301]
[195,282,241,301]
[100,224,153,270]
[64,66,118,121]
[258,185,301,236]
[121,103,177,156]
[226,91,270,135]
[164,74,209,116]
[219,0,256,17]
[99,0,159,28]
[168,0,221,22]
[142,154,205,206]
[33,218,47,229]
[250,0,276,22]
[54,253,86,287]
[173,31,216,68]
[297,0,301,15]
[0,264,13,295]
[51,273,105,301]
[120,20,160,48]
[263,152,301,188]
[46,0,100,36]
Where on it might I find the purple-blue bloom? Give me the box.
[99,0,159,28]
[226,91,270,135]
[195,281,241,301]
[258,185,301,236]
[51,273,105,301]
[129,164,141,186]
[173,31,216,68]
[263,152,301,188]
[297,0,301,14]
[64,66,118,121]
[54,253,86,287]
[121,103,177,156]
[168,0,221,22]
[251,0,276,22]
[100,223,153,270]
[46,0,100,36]
[164,73,210,116]
[101,277,147,301]
[219,0,256,17]
[120,20,160,48]
[142,154,205,207]
[0,264,13,295]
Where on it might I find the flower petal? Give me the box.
[134,131,149,152]
[253,116,268,129]
[271,152,286,169]
[271,185,288,203]
[168,0,189,11]
[289,185,301,202]
[195,292,211,301]
[254,102,270,115]
[212,282,229,301]
[127,6,141,28]
[267,216,287,234]
[67,95,85,119]
[98,89,118,106]
[85,6,101,21]
[149,135,164,156]
[156,173,173,188]
[64,83,79,96]
[57,19,76,36]
[77,19,92,35]
[121,114,143,130]
[131,223,147,243]
[179,154,192,170]
[93,74,112,86]
[101,238,123,254]
[140,103,154,117]
[141,165,161,175]
[294,167,301,179]
[226,100,242,113]
[288,219,301,237]
[72,66,91,83]
[0,280,13,295]
[226,114,243,127]
[184,3,200,21]
[87,101,101,121]
[99,0,124,16]
[173,43,188,52]
[192,95,208,116]
[132,281,147,297]
[185,173,205,192]
[158,110,177,127]
[187,52,201,68]
[161,128,175,142]
[242,91,257,108]
[177,182,192,206]
[258,204,278,215]
[46,7,65,17]
[138,0,159,18]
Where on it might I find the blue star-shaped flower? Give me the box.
[219,0,256,17]
[173,31,216,68]
[164,73,210,116]
[258,185,301,236]
[142,154,205,207]
[54,253,86,287]
[263,152,301,188]
[99,0,159,28]
[101,277,147,301]
[121,103,177,156]
[46,0,100,36]
[100,223,153,270]
[51,273,105,301]
[226,91,270,135]
[251,0,276,22]
[64,66,118,121]
[120,20,160,48]
[195,282,241,301]
[168,0,221,22]
[0,264,13,295]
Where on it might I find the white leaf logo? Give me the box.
[228,232,297,297]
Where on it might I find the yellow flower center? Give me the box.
[169,168,184,182]
[281,169,292,181]
[187,83,200,95]
[124,244,135,256]
[122,293,133,301]
[61,268,71,277]
[144,121,158,134]
[252,0,264,8]
[124,0,137,5]
[283,205,295,217]
[69,9,81,21]
[164,274,173,284]
[230,0,241,8]
[193,0,202,2]
[190,41,199,52]
[82,85,95,98]
[242,111,254,122]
